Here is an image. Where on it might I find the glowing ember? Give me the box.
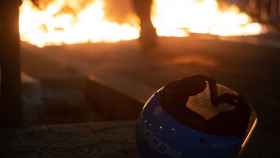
[20,0,264,47]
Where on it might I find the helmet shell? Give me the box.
[136,76,257,158]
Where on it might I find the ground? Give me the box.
[1,35,280,157]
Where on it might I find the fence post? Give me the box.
[0,1,22,128]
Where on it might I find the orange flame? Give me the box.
[19,0,264,47]
[19,0,140,47]
[152,0,263,37]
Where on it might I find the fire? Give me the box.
[19,0,140,47]
[152,0,263,37]
[19,0,264,47]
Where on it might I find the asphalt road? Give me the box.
[19,36,280,157]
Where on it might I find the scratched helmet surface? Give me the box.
[136,75,257,158]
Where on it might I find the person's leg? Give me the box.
[133,0,157,48]
[0,1,22,127]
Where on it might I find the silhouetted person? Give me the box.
[133,0,157,48]
[0,1,22,127]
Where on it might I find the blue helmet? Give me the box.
[136,75,257,158]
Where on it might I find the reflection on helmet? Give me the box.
[136,75,257,158]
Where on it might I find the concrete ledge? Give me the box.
[85,78,143,121]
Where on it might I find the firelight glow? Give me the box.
[19,0,264,47]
